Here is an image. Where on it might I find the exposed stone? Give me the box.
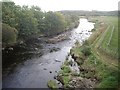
[54,76,57,79]
[68,77,95,88]
[34,48,38,51]
[8,47,13,50]
[43,68,47,70]
[55,71,57,73]
[50,47,60,52]
[55,59,61,62]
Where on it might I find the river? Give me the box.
[2,18,94,88]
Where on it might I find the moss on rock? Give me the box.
[47,80,58,89]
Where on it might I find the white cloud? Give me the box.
[12,0,119,11]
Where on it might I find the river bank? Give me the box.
[48,17,119,89]
[57,41,98,88]
[48,41,97,89]
[58,39,118,89]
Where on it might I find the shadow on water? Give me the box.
[2,45,43,77]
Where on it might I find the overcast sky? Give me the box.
[11,0,119,11]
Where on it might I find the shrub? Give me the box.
[98,76,118,88]
[82,40,89,46]
[47,80,58,88]
[61,65,71,73]
[2,23,18,47]
[81,46,91,56]
[75,40,80,46]
[62,76,71,86]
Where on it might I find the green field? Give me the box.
[89,16,118,59]
[99,17,118,57]
[90,16,119,88]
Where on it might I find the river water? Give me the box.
[3,18,94,88]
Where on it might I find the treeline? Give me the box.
[60,10,118,16]
[2,2,79,47]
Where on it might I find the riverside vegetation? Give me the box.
[2,1,79,48]
[48,16,119,89]
[2,1,79,67]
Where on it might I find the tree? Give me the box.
[2,2,17,28]
[30,6,44,34]
[43,11,67,36]
[2,1,79,42]
[2,23,18,47]
[18,5,38,39]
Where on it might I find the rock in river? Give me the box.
[55,59,61,62]
[50,71,52,73]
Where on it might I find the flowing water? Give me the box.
[3,18,94,88]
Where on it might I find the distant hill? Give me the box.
[59,10,118,16]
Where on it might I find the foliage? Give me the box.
[81,53,119,88]
[81,46,91,56]
[98,75,118,88]
[47,80,58,89]
[75,40,80,46]
[18,5,38,39]
[42,11,67,36]
[2,23,18,47]
[2,2,18,28]
[2,1,79,44]
[82,40,89,46]
[62,76,71,86]
[61,65,71,74]
[58,63,71,87]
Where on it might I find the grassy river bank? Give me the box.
[47,16,119,89]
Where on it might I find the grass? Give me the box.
[87,54,119,88]
[100,17,118,57]
[57,62,71,87]
[62,75,71,87]
[88,16,118,67]
[90,16,118,58]
[71,42,119,88]
[61,65,71,74]
[47,80,58,89]
[87,16,119,88]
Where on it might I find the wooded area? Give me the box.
[2,2,79,47]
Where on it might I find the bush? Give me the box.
[75,40,80,46]
[47,80,58,88]
[61,65,71,73]
[2,23,18,47]
[98,76,118,88]
[82,40,89,46]
[81,46,91,56]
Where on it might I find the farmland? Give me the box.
[90,16,119,88]
[97,16,118,58]
[88,16,119,65]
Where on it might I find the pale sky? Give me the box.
[10,0,120,11]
